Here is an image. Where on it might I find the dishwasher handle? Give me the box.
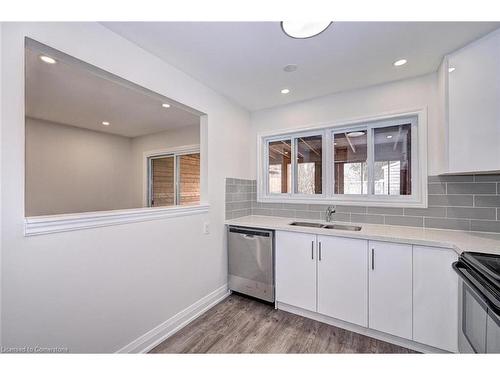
[228,226,272,238]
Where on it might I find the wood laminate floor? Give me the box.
[150,294,418,354]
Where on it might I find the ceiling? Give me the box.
[102,22,500,111]
[25,45,200,138]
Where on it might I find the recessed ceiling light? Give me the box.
[393,59,407,67]
[387,135,393,139]
[283,64,298,73]
[281,21,332,39]
[162,103,171,108]
[347,131,365,137]
[40,55,56,64]
[448,67,456,73]
[102,121,110,126]
[281,88,290,94]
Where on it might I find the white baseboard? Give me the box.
[277,302,449,354]
[117,284,230,353]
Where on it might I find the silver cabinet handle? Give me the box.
[311,241,314,260]
[319,241,322,261]
[371,248,375,270]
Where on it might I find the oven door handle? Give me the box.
[453,261,500,316]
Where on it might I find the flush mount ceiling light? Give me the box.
[283,64,298,73]
[162,103,171,108]
[393,59,408,67]
[102,121,110,126]
[281,21,332,39]
[448,67,456,73]
[281,88,290,94]
[386,135,393,139]
[40,55,56,64]
[347,131,365,137]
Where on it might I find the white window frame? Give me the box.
[143,144,200,207]
[257,109,428,208]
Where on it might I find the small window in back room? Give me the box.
[333,131,368,194]
[268,139,292,194]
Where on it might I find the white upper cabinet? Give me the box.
[368,241,413,340]
[317,236,368,327]
[275,231,317,312]
[413,246,458,352]
[442,28,500,174]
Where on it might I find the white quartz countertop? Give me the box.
[225,215,500,255]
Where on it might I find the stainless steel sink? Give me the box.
[322,224,362,231]
[289,221,362,231]
[289,221,325,228]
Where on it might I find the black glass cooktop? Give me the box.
[462,252,500,287]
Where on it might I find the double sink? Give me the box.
[289,221,362,231]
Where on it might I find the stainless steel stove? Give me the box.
[453,252,500,353]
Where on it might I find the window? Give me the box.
[259,113,426,207]
[148,151,200,207]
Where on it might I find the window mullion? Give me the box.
[367,126,374,196]
[291,137,297,196]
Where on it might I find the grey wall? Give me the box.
[226,174,500,233]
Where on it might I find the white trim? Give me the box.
[142,144,200,207]
[276,301,449,354]
[24,203,210,236]
[257,108,428,208]
[116,284,230,353]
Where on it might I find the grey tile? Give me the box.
[446,207,497,220]
[428,175,474,183]
[226,184,238,193]
[428,195,473,207]
[225,211,233,220]
[283,203,310,210]
[384,216,423,227]
[260,203,283,210]
[446,183,496,195]
[232,208,251,218]
[228,201,251,211]
[404,207,446,217]
[474,174,500,182]
[225,193,234,203]
[336,205,367,214]
[471,220,500,233]
[307,204,333,212]
[351,214,384,224]
[295,211,321,220]
[252,208,274,216]
[424,218,470,231]
[367,207,404,215]
[226,178,235,185]
[328,213,350,222]
[427,183,447,194]
[474,195,500,207]
[272,209,295,218]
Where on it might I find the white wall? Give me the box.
[250,73,444,177]
[1,23,252,352]
[26,118,136,216]
[130,124,200,207]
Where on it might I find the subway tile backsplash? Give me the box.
[225,174,500,233]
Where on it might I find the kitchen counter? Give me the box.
[225,215,500,255]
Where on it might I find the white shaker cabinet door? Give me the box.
[275,231,317,312]
[368,241,413,340]
[317,235,369,327]
[413,245,458,352]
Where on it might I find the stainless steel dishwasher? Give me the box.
[227,226,275,302]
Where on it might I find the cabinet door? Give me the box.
[317,235,368,327]
[486,311,500,353]
[275,231,317,312]
[368,241,413,339]
[413,246,458,352]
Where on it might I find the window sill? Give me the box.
[24,203,210,236]
[258,195,427,208]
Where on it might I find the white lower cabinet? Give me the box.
[275,231,317,312]
[368,241,413,340]
[413,245,458,352]
[275,231,458,351]
[317,235,368,327]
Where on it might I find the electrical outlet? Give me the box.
[203,222,210,234]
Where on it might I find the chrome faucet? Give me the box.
[326,206,336,222]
